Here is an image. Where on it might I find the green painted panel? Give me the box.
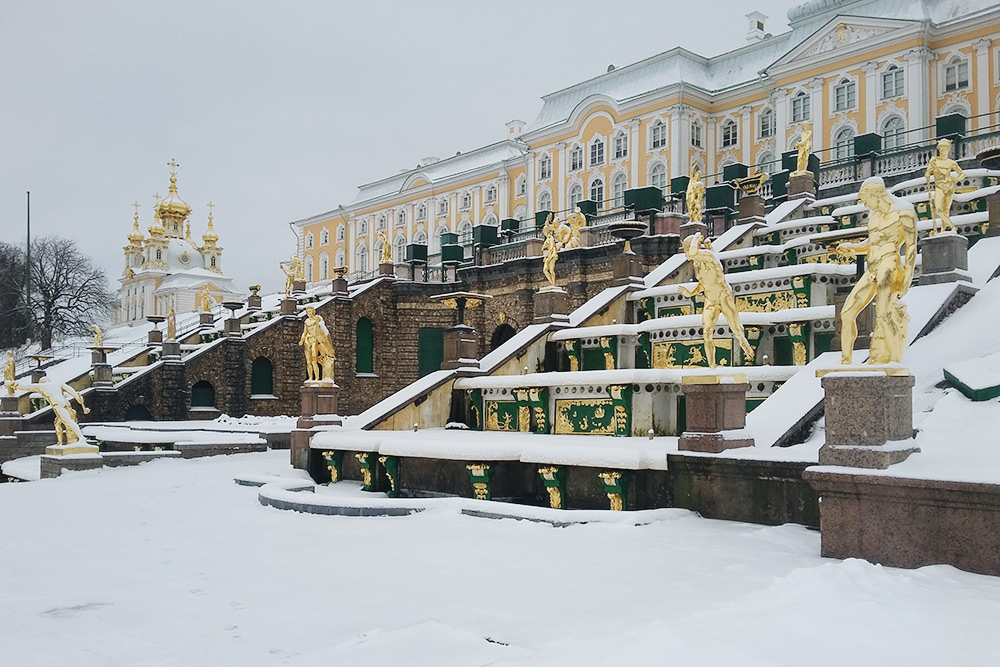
[417,327,445,377]
[356,318,374,374]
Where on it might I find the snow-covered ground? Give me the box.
[1,451,998,666]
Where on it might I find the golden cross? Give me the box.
[207,201,215,217]
[167,158,180,175]
[154,192,161,204]
[132,201,141,216]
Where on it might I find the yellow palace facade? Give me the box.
[292,0,1000,282]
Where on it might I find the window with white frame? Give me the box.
[335,249,345,268]
[570,145,584,171]
[691,121,703,148]
[306,232,314,249]
[359,219,368,235]
[356,247,368,274]
[759,108,774,138]
[397,209,406,226]
[590,138,605,166]
[337,224,345,241]
[650,120,667,149]
[320,254,328,280]
[649,163,667,194]
[320,228,329,246]
[613,132,628,159]
[515,175,526,197]
[438,199,449,216]
[539,154,552,179]
[461,192,472,209]
[834,78,856,111]
[945,57,969,91]
[304,256,313,282]
[590,178,604,209]
[395,239,405,262]
[568,184,583,210]
[882,65,904,98]
[538,191,552,212]
[882,116,906,149]
[485,185,497,203]
[721,119,738,147]
[791,91,810,122]
[612,173,628,207]
[758,152,775,174]
[834,128,855,160]
[377,215,386,230]
[417,204,426,220]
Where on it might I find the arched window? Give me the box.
[356,246,368,273]
[650,120,667,149]
[485,185,497,203]
[438,199,449,216]
[395,238,406,262]
[791,91,810,122]
[568,184,583,210]
[461,192,472,209]
[613,132,628,159]
[305,232,314,249]
[397,209,406,226]
[612,173,628,207]
[757,152,776,174]
[538,191,552,212]
[319,253,329,280]
[377,215,386,230]
[373,240,385,263]
[570,145,584,171]
[539,154,552,179]
[649,164,667,194]
[882,116,906,149]
[250,357,274,396]
[834,128,855,160]
[759,108,774,138]
[515,174,526,197]
[304,256,314,282]
[882,65,904,99]
[590,179,604,210]
[320,228,329,245]
[356,318,374,374]
[945,56,969,91]
[336,224,345,241]
[721,119,738,147]
[359,219,368,235]
[191,380,215,408]
[335,249,345,268]
[417,203,426,220]
[834,78,856,111]
[590,137,605,166]
[691,120,703,148]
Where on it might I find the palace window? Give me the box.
[758,152,775,174]
[721,120,738,147]
[568,184,583,210]
[590,138,605,167]
[320,254,328,280]
[649,163,667,194]
[356,246,368,274]
[359,219,368,235]
[882,116,906,149]
[515,175,526,197]
[305,232,314,249]
[590,178,604,209]
[377,215,386,230]
[461,192,472,209]
[791,92,810,122]
[834,128,855,160]
[945,57,969,91]
[416,204,426,221]
[650,121,667,149]
[570,145,584,171]
[834,78,856,111]
[397,209,406,226]
[612,173,627,207]
[320,228,329,246]
[438,199,448,216]
[538,191,552,212]
[539,154,552,179]
[882,65,904,98]
[485,185,497,203]
[395,239,405,262]
[691,121,703,148]
[759,108,774,138]
[337,224,345,241]
[613,132,628,159]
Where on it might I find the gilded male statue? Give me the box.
[199,285,213,312]
[376,231,392,264]
[13,375,90,445]
[90,325,104,347]
[678,232,754,367]
[4,352,15,397]
[792,125,813,175]
[832,177,917,365]
[541,214,558,287]
[686,165,706,223]
[924,138,965,235]
[299,306,336,382]
[283,256,303,297]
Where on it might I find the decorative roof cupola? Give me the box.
[201,201,224,274]
[145,188,170,272]
[156,158,192,238]
[122,201,145,276]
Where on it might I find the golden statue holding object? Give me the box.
[678,232,754,367]
[376,231,392,264]
[685,165,706,223]
[12,375,90,445]
[282,256,303,297]
[299,306,336,383]
[832,177,917,365]
[541,213,559,287]
[792,125,813,176]
[199,285,214,312]
[4,352,15,397]
[90,325,104,347]
[924,138,965,236]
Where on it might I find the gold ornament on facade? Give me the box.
[925,138,965,236]
[299,306,336,383]
[792,126,813,176]
[538,467,563,509]
[322,451,339,482]
[678,232,754,367]
[355,453,372,488]
[831,177,917,365]
[686,164,706,223]
[378,456,396,493]
[12,375,90,445]
[598,472,623,511]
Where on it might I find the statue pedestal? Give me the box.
[678,375,754,453]
[986,193,1000,237]
[441,325,478,370]
[293,279,307,294]
[247,294,262,310]
[378,262,395,277]
[533,286,570,323]
[89,346,116,387]
[738,194,766,224]
[1,394,18,415]
[612,251,644,285]
[41,449,104,479]
[224,317,243,337]
[280,298,297,316]
[679,221,708,243]
[919,232,969,285]
[331,277,349,296]
[291,382,341,470]
[817,368,918,469]
[199,312,214,327]
[147,329,163,345]
[652,211,684,236]
[162,340,181,358]
[0,396,22,435]
[788,172,816,200]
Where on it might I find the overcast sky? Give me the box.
[1,0,800,295]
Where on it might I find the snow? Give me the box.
[455,366,796,390]
[944,353,1000,392]
[1,450,998,665]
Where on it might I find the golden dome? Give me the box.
[156,172,192,222]
[201,202,219,245]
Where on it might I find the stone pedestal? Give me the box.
[817,369,918,469]
[0,396,22,436]
[612,251,644,285]
[788,172,816,200]
[224,317,243,337]
[92,363,113,386]
[679,221,708,243]
[147,329,163,345]
[280,298,297,316]
[832,289,873,351]
[525,238,544,257]
[199,312,214,326]
[653,212,684,236]
[441,325,478,370]
[378,262,394,277]
[291,383,341,470]
[41,452,104,478]
[986,193,1000,237]
[292,279,306,294]
[919,232,969,285]
[162,340,181,358]
[533,287,570,323]
[738,194,765,222]
[1,394,19,415]
[247,294,262,310]
[678,375,754,453]
[331,277,349,295]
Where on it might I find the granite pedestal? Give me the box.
[679,221,708,243]
[147,329,163,345]
[612,251,644,285]
[199,312,214,326]
[653,212,684,236]
[378,262,395,277]
[441,325,478,369]
[247,294,262,310]
[225,317,243,337]
[291,383,341,469]
[280,298,297,316]
[678,375,754,453]
[161,340,181,358]
[919,232,969,285]
[292,279,306,294]
[533,287,570,323]
[987,193,1000,237]
[738,194,765,223]
[788,172,816,200]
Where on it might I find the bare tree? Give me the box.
[25,237,114,350]
[0,242,29,348]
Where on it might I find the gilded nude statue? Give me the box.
[542,214,558,287]
[4,352,14,397]
[686,165,706,223]
[832,177,917,365]
[924,138,965,235]
[376,230,392,264]
[283,256,303,297]
[678,232,754,367]
[90,325,104,347]
[13,375,90,445]
[792,125,813,175]
[199,285,213,312]
[299,306,336,383]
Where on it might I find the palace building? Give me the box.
[113,164,241,325]
[292,0,1000,281]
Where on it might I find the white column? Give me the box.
[905,47,932,141]
[862,61,878,133]
[557,142,567,210]
[669,105,684,178]
[526,153,535,218]
[498,172,510,220]
[974,39,990,128]
[740,105,752,165]
[706,116,717,182]
[629,118,639,186]
[773,89,788,153]
[810,77,824,156]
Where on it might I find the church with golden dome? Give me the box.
[113,161,241,325]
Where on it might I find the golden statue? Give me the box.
[557,211,586,250]
[678,232,754,367]
[376,231,392,264]
[90,325,103,347]
[541,214,558,287]
[283,256,303,297]
[925,138,965,235]
[4,352,14,397]
[299,306,336,383]
[832,177,917,365]
[166,304,177,340]
[12,375,90,445]
[199,285,214,312]
[792,125,813,176]
[685,165,705,223]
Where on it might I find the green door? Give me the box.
[418,328,446,377]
